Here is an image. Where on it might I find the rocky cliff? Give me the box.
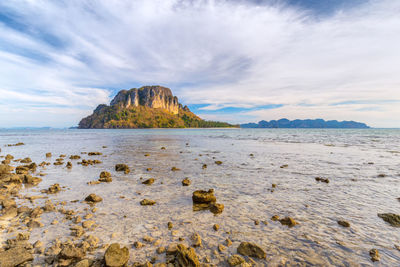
[79,86,234,129]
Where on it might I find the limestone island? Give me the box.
[79,86,236,129]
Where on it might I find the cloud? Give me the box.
[0,0,399,127]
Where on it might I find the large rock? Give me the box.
[171,244,200,267]
[104,243,129,267]
[378,213,400,227]
[237,242,266,259]
[192,189,216,204]
[0,247,33,267]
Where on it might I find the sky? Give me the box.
[0,0,399,128]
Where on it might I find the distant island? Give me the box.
[79,86,236,128]
[241,118,370,128]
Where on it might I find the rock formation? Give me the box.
[79,85,234,129]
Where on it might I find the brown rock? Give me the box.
[0,247,33,267]
[369,248,380,262]
[279,217,298,227]
[237,242,266,259]
[192,189,216,204]
[85,194,102,203]
[210,203,224,214]
[337,220,350,227]
[182,178,191,186]
[140,199,156,206]
[115,164,130,174]
[104,243,129,267]
[174,244,200,267]
[227,254,245,266]
[378,213,400,227]
[142,178,155,185]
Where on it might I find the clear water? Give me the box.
[1,129,399,266]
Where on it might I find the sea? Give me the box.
[0,128,399,266]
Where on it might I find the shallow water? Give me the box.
[1,128,400,266]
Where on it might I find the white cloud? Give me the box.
[0,0,399,127]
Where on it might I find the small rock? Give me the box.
[215,161,222,165]
[190,233,202,247]
[271,215,279,221]
[192,189,216,204]
[140,199,156,206]
[182,178,191,186]
[337,220,350,227]
[134,241,144,249]
[279,217,298,227]
[237,242,266,259]
[213,224,219,231]
[168,222,173,230]
[227,254,245,266]
[378,213,400,227]
[82,220,95,228]
[369,248,380,262]
[315,177,329,183]
[210,203,224,214]
[85,194,102,203]
[142,178,155,185]
[115,164,130,174]
[99,171,112,182]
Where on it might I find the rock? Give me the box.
[280,164,288,168]
[157,247,166,254]
[271,215,280,221]
[315,177,329,183]
[192,189,216,204]
[202,164,207,169]
[218,244,226,252]
[369,248,380,262]
[378,213,400,227]
[0,247,33,266]
[20,157,32,163]
[182,178,191,186]
[75,259,91,267]
[85,194,103,203]
[337,220,350,227]
[143,236,155,243]
[82,220,95,228]
[115,164,130,174]
[99,171,112,182]
[237,242,266,259]
[226,239,233,247]
[88,152,102,156]
[210,203,224,214]
[190,233,202,247]
[104,243,129,267]
[279,217,298,227]
[142,178,155,185]
[227,254,245,266]
[140,199,156,205]
[174,244,200,267]
[46,152,52,157]
[168,222,173,230]
[66,161,73,168]
[134,241,144,249]
[59,245,85,260]
[171,167,180,171]
[45,183,61,194]
[213,224,219,231]
[27,219,44,228]
[215,161,222,165]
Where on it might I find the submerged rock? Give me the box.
[140,199,156,206]
[115,164,130,174]
[315,177,329,183]
[210,203,224,214]
[45,183,61,194]
[192,189,216,204]
[378,213,400,227]
[337,220,350,227]
[182,178,191,186]
[85,194,103,203]
[279,217,298,227]
[237,242,266,259]
[369,248,380,262]
[99,171,112,182]
[227,254,246,266]
[142,178,155,185]
[104,243,129,267]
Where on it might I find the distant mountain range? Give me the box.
[241,118,370,128]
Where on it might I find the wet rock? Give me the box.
[157,247,166,254]
[280,164,288,168]
[134,241,144,249]
[218,244,226,252]
[69,155,81,160]
[369,248,380,262]
[226,239,233,247]
[161,147,166,150]
[66,161,72,168]
[279,217,298,227]
[378,213,400,227]
[75,259,91,267]
[115,164,130,174]
[168,222,173,230]
[182,178,191,186]
[44,183,61,194]
[237,242,266,259]
[43,199,56,212]
[171,167,180,171]
[377,174,386,178]
[140,199,156,205]
[337,220,350,227]
[192,189,216,204]
[7,142,25,146]
[202,164,207,169]
[213,224,219,231]
[70,226,85,237]
[104,243,129,267]
[190,233,202,247]
[142,178,155,185]
[59,244,85,261]
[82,220,95,228]
[20,157,32,163]
[215,161,223,165]
[315,177,329,183]
[146,168,152,172]
[85,194,103,203]
[46,152,52,157]
[23,174,42,185]
[99,171,112,182]
[88,152,102,156]
[27,218,44,228]
[210,203,224,214]
[0,246,33,267]
[170,244,200,267]
[271,215,279,221]
[227,254,245,266]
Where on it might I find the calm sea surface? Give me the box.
[1,128,399,266]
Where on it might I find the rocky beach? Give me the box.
[0,128,400,266]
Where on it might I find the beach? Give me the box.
[0,128,399,266]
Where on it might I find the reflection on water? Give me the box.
[0,128,400,266]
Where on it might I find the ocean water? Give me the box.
[1,128,399,266]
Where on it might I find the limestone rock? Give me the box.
[104,243,129,267]
[237,242,266,259]
[378,213,400,227]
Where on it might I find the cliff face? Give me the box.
[78,85,234,129]
[110,86,181,114]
